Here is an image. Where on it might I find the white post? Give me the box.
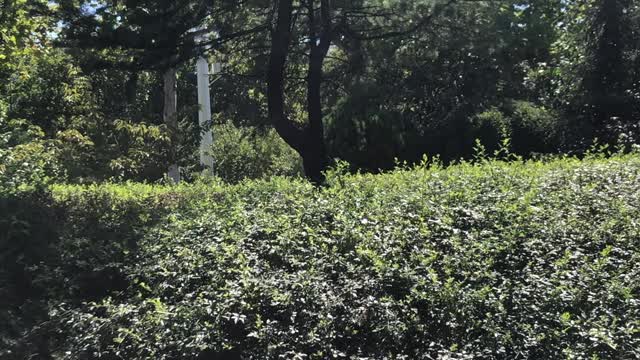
[197,56,214,172]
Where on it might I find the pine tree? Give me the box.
[57,0,218,182]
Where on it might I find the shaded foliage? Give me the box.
[2,153,640,358]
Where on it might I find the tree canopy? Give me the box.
[1,0,639,183]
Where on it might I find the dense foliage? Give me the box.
[2,153,639,358]
[2,0,639,182]
[2,1,640,358]
[210,123,303,183]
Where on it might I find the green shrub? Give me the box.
[210,122,303,183]
[472,107,511,154]
[3,154,640,359]
[325,83,418,171]
[106,120,171,181]
[473,101,565,156]
[507,100,564,154]
[0,118,65,192]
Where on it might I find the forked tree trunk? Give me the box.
[163,67,180,183]
[265,0,455,183]
[267,0,331,185]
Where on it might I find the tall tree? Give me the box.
[555,0,638,145]
[0,0,52,82]
[56,0,258,181]
[266,0,456,183]
[586,0,633,142]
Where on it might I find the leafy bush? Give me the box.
[5,48,94,136]
[326,83,418,171]
[105,120,171,181]
[472,107,511,154]
[0,117,65,192]
[210,122,303,183]
[0,188,58,355]
[507,100,564,154]
[473,101,565,156]
[3,154,640,359]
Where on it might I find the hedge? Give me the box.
[1,153,639,359]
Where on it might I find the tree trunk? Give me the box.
[304,0,332,184]
[266,0,332,185]
[267,0,305,154]
[163,67,180,183]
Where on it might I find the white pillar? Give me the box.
[197,56,214,172]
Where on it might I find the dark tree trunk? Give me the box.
[163,66,180,183]
[304,0,332,184]
[267,0,305,154]
[267,0,332,185]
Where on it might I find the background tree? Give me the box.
[263,0,465,182]
[2,0,640,184]
[551,0,639,147]
[584,0,636,143]
[57,0,228,180]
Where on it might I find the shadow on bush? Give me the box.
[0,187,156,358]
